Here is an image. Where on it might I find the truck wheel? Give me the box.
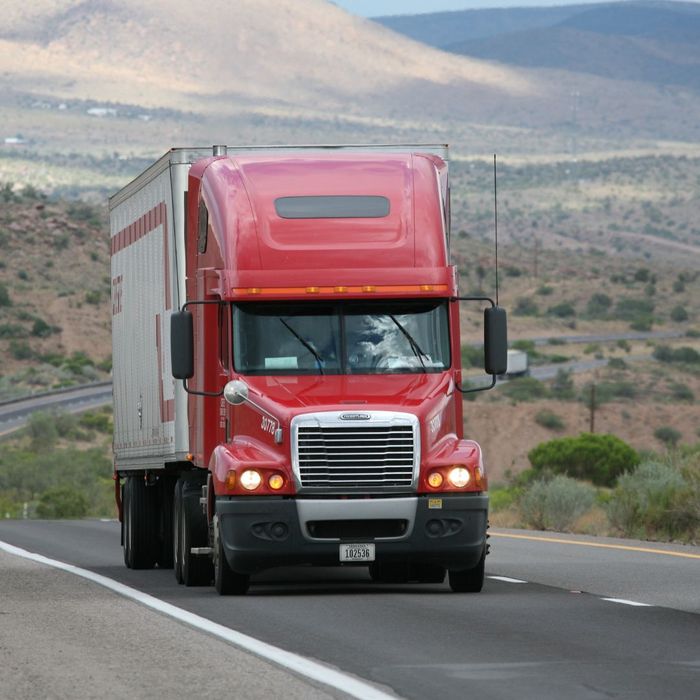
[181,486,213,587]
[448,549,485,593]
[213,517,249,596]
[172,479,184,583]
[123,475,157,570]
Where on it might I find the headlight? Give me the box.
[240,469,262,490]
[448,466,470,489]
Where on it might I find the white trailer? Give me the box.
[505,349,529,377]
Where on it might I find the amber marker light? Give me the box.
[448,466,470,489]
[306,286,320,294]
[268,474,285,490]
[420,284,434,292]
[335,286,348,293]
[362,285,376,292]
[427,471,444,488]
[240,469,262,491]
[225,470,236,490]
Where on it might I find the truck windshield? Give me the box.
[232,300,450,375]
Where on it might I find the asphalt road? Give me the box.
[0,382,112,437]
[1,520,698,700]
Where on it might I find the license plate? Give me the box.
[339,543,375,562]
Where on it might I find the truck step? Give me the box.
[190,547,213,555]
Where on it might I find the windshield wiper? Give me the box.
[388,315,427,372]
[279,318,325,374]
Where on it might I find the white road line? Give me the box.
[487,575,528,584]
[0,540,397,700]
[601,597,652,607]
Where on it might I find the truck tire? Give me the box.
[173,479,184,583]
[181,486,213,587]
[214,518,249,596]
[448,548,485,593]
[123,475,157,570]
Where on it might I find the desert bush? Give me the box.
[653,345,700,364]
[535,409,565,431]
[586,293,612,318]
[607,459,691,539]
[0,323,27,339]
[528,433,639,487]
[9,340,32,360]
[26,411,59,452]
[613,297,654,321]
[36,486,89,519]
[461,344,483,369]
[0,282,11,307]
[547,302,576,318]
[607,358,627,370]
[585,380,637,403]
[670,305,688,323]
[501,377,548,401]
[520,476,595,531]
[670,384,694,402]
[537,285,554,296]
[550,369,576,400]
[514,297,539,316]
[654,426,681,448]
[85,290,101,305]
[31,317,56,338]
[79,409,112,434]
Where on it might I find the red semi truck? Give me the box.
[110,145,506,595]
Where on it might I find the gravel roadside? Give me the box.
[0,549,341,700]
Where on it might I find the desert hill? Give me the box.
[2,0,700,173]
[377,1,700,91]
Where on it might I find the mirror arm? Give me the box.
[179,299,225,397]
[455,375,496,394]
[451,295,496,307]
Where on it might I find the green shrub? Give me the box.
[512,339,536,353]
[608,358,627,370]
[535,409,565,431]
[670,306,688,323]
[0,282,11,307]
[634,268,650,282]
[613,297,654,321]
[489,486,519,512]
[31,318,54,338]
[9,340,32,360]
[0,323,27,339]
[514,297,539,316]
[537,285,554,296]
[586,380,637,403]
[528,433,639,487]
[79,410,112,434]
[550,369,575,400]
[607,461,687,539]
[547,302,576,318]
[520,476,595,531]
[653,345,700,364]
[670,384,694,402]
[36,486,89,519]
[501,377,548,402]
[461,345,483,369]
[616,339,631,353]
[26,411,59,452]
[586,293,612,318]
[85,290,101,305]
[654,426,681,448]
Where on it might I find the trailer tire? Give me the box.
[181,486,213,587]
[448,548,485,593]
[123,475,157,570]
[213,517,249,596]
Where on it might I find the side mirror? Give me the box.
[223,379,249,406]
[171,310,194,379]
[484,306,508,375]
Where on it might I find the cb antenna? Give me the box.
[493,154,500,306]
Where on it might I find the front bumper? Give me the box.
[216,493,488,575]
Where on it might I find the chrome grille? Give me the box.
[294,415,417,490]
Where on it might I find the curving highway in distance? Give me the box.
[0,520,698,699]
